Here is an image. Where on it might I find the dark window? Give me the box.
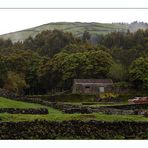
[85,86,90,89]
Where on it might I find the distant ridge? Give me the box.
[0,21,148,43]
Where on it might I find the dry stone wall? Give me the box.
[0,120,148,139]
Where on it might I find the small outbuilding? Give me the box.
[72,79,113,94]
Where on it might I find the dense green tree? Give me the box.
[100,29,148,50]
[38,50,113,91]
[82,31,91,42]
[108,63,127,82]
[37,54,65,92]
[4,71,28,95]
[62,43,109,54]
[129,57,148,90]
[23,30,77,57]
[2,28,148,94]
[110,48,139,68]
[60,50,113,88]
[1,49,43,94]
[0,38,12,49]
[0,56,7,87]
[23,36,37,50]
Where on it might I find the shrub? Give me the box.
[100,93,119,99]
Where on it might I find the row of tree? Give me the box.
[0,29,148,94]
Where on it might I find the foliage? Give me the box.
[1,111,148,122]
[82,31,91,42]
[108,63,127,81]
[101,29,148,50]
[1,28,148,94]
[110,48,140,68]
[113,82,130,89]
[38,50,113,90]
[62,43,109,53]
[3,72,28,94]
[0,38,12,49]
[0,49,45,94]
[0,56,7,87]
[129,56,148,90]
[100,92,119,99]
[23,29,77,57]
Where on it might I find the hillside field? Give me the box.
[0,22,129,42]
[1,97,148,122]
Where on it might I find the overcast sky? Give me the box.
[0,0,148,35]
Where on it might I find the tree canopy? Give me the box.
[1,29,148,94]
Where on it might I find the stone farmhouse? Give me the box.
[72,79,113,94]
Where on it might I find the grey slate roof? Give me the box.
[74,79,113,84]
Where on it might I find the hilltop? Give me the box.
[0,22,127,42]
[0,21,148,43]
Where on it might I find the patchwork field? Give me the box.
[0,22,129,42]
[1,96,148,139]
[1,97,148,122]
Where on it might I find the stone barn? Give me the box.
[72,79,113,94]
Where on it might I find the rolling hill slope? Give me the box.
[0,21,148,43]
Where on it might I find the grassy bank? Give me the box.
[0,97,61,114]
[1,96,148,122]
[1,113,148,122]
[0,97,46,108]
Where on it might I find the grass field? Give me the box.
[0,97,61,114]
[1,97,148,122]
[1,112,148,122]
[0,97,45,108]
[0,22,129,42]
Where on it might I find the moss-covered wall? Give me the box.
[0,108,48,114]
[27,94,95,102]
[0,120,148,139]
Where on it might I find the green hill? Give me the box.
[0,21,148,43]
